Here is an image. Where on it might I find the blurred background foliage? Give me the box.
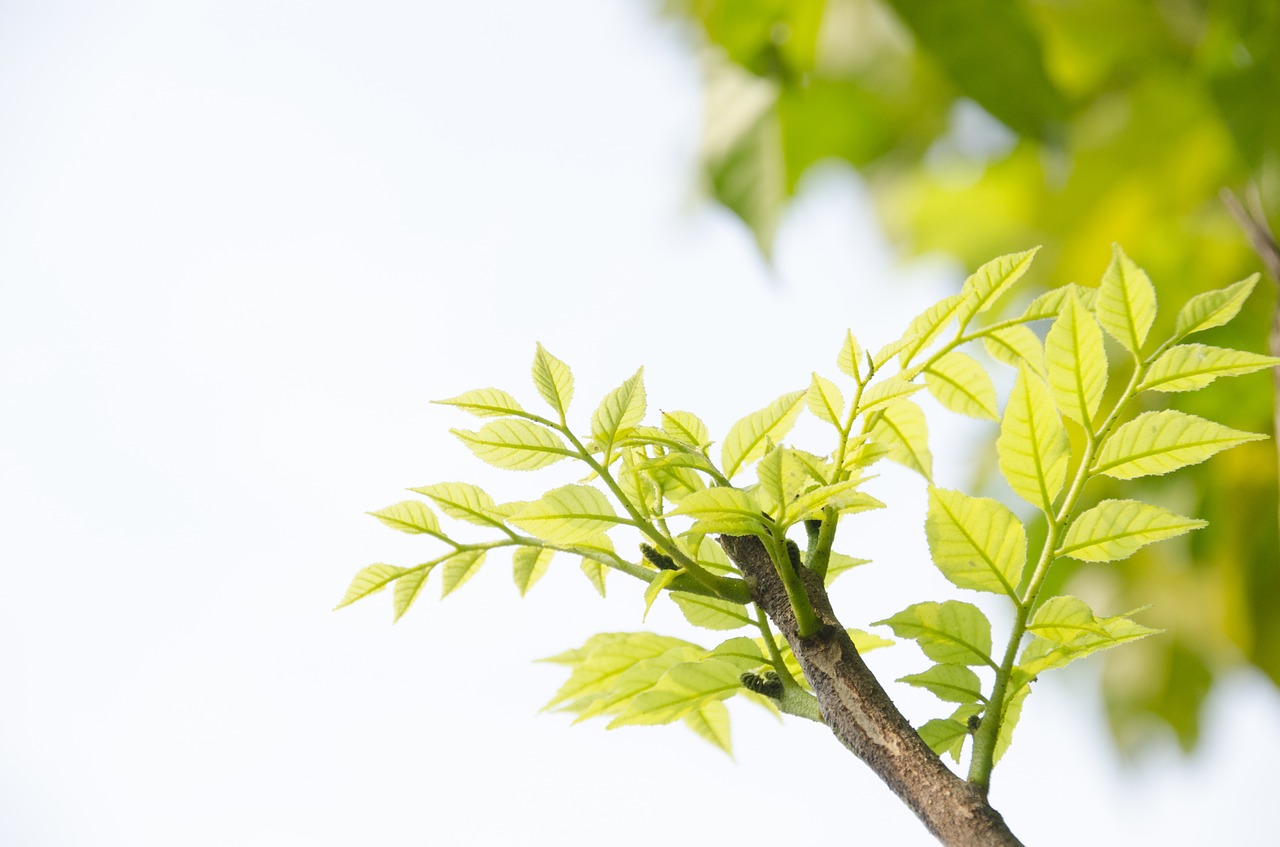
[657,0,1280,755]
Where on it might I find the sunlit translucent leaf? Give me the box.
[512,546,553,597]
[591,368,647,458]
[1137,344,1280,393]
[924,351,998,420]
[917,718,970,761]
[544,633,700,711]
[807,372,845,427]
[642,569,679,621]
[440,549,486,597]
[870,399,932,479]
[872,333,924,369]
[993,684,1030,765]
[755,446,787,517]
[899,664,984,704]
[983,325,1045,377]
[393,565,435,621]
[825,552,871,585]
[531,343,574,419]
[668,487,766,535]
[683,698,733,754]
[581,558,608,597]
[433,387,527,418]
[572,646,703,722]
[787,480,883,524]
[1096,244,1157,355]
[1018,614,1160,678]
[672,592,754,630]
[997,365,1070,512]
[335,564,408,610]
[957,248,1039,327]
[722,391,805,478]
[850,629,896,653]
[609,658,744,727]
[1027,595,1110,644]
[1092,410,1265,480]
[707,636,765,670]
[639,452,707,503]
[661,410,711,450]
[1020,283,1097,321]
[410,482,507,527]
[840,434,891,473]
[875,601,995,667]
[1059,499,1207,563]
[858,375,926,414]
[1045,290,1107,428]
[452,419,573,471]
[510,484,623,544]
[898,293,971,366]
[926,487,1026,598]
[368,500,443,536]
[1174,275,1259,338]
[837,330,862,381]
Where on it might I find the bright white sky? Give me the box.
[1,2,1276,845]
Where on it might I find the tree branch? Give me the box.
[719,534,1023,847]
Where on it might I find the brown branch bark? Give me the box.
[719,534,1023,847]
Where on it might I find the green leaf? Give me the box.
[837,330,862,381]
[512,546,553,597]
[667,487,766,535]
[875,601,995,667]
[1174,275,1259,338]
[410,482,507,527]
[707,636,766,669]
[433,387,528,418]
[510,484,624,544]
[849,629,896,653]
[924,351,999,420]
[572,646,703,722]
[858,375,926,415]
[671,592,754,631]
[683,699,733,755]
[1044,290,1107,428]
[1026,595,1110,644]
[368,500,443,536]
[899,664,984,704]
[1018,613,1160,678]
[642,569,679,621]
[452,419,573,471]
[917,717,971,761]
[1059,499,1207,563]
[393,565,436,621]
[1092,410,1266,480]
[591,368,647,458]
[926,487,1026,598]
[956,248,1040,328]
[440,549,486,597]
[1096,244,1157,355]
[544,633,700,711]
[993,683,1030,765]
[609,658,744,727]
[825,552,871,586]
[335,563,409,610]
[661,410,710,449]
[1137,344,1280,393]
[997,365,1070,512]
[786,480,883,524]
[983,325,1045,377]
[722,391,805,478]
[531,343,574,419]
[1020,284,1097,321]
[870,399,933,480]
[581,557,608,597]
[807,372,845,427]
[897,293,971,366]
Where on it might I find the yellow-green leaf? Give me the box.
[1096,244,1156,355]
[410,482,506,527]
[682,698,732,754]
[433,387,527,418]
[926,487,1026,598]
[335,563,409,610]
[581,557,608,597]
[1019,614,1159,677]
[1174,274,1259,339]
[368,500,443,535]
[661,410,710,449]
[918,717,970,760]
[532,343,574,418]
[452,419,573,471]
[806,372,845,427]
[572,645,703,722]
[898,664,984,704]
[510,484,623,544]
[837,329,862,381]
[1092,410,1266,480]
[825,552,871,585]
[924,351,998,420]
[957,247,1039,328]
[874,601,995,667]
[544,633,698,711]
[671,592,753,630]
[993,684,1030,765]
[668,488,766,536]
[983,325,1045,377]
[1026,595,1109,643]
[898,293,971,366]
[393,564,436,620]
[642,569,679,621]
[722,391,805,478]
[1020,283,1097,321]
[870,399,932,479]
[591,368,647,458]
[1045,289,1107,428]
[1137,344,1280,393]
[997,365,1070,512]
[788,480,883,523]
[440,549,486,597]
[512,546,553,596]
[858,375,926,415]
[1059,499,1207,562]
[609,658,743,727]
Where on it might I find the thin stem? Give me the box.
[755,605,799,688]
[765,530,822,638]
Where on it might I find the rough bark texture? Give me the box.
[720,534,1024,847]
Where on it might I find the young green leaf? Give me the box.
[788,480,884,523]
[1026,595,1110,644]
[898,293,971,366]
[1019,283,1097,321]
[410,482,508,527]
[837,330,862,381]
[393,565,435,621]
[1174,274,1258,338]
[1044,290,1107,428]
[1095,244,1157,355]
[368,500,443,536]
[1092,410,1265,480]
[898,664,985,704]
[660,410,710,449]
[667,487,767,535]
[510,484,625,544]
[581,557,608,597]
[609,658,744,727]
[683,699,733,754]
[440,549,486,597]
[1018,614,1159,677]
[531,343,574,419]
[722,391,805,479]
[591,368,647,459]
[512,546,554,596]
[993,684,1030,765]
[926,487,1026,598]
[452,419,573,471]
[923,351,999,420]
[671,592,754,630]
[335,563,409,610]
[642,569,679,621]
[875,601,995,667]
[997,365,1070,513]
[572,645,704,722]
[983,325,1045,377]
[1137,344,1280,393]
[858,375,926,415]
[544,633,699,711]
[1058,499,1207,562]
[825,552,871,586]
[434,387,528,418]
[706,636,766,669]
[917,717,971,761]
[956,247,1040,328]
[807,372,846,427]
[870,399,933,480]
